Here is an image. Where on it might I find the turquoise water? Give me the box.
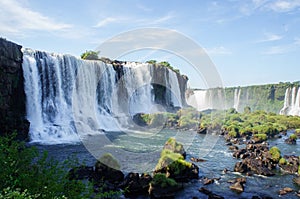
[34,129,300,198]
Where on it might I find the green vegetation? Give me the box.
[155,138,191,176]
[279,157,287,165]
[165,137,184,154]
[289,133,298,141]
[146,60,180,73]
[254,133,268,142]
[224,82,300,113]
[81,50,99,60]
[150,173,177,188]
[269,146,281,162]
[0,133,118,199]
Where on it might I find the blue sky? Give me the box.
[0,0,300,88]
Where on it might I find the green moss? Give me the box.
[269,146,281,162]
[165,138,184,154]
[81,50,99,60]
[97,153,120,170]
[279,157,287,165]
[289,133,298,141]
[254,133,267,141]
[151,173,177,188]
[228,130,238,138]
[295,129,300,133]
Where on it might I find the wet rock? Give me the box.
[148,181,180,198]
[199,187,224,199]
[119,172,152,196]
[199,187,211,195]
[279,155,299,174]
[197,127,207,134]
[293,176,300,186]
[163,137,186,159]
[93,162,124,184]
[190,157,206,162]
[230,181,244,193]
[229,177,246,193]
[68,166,93,180]
[203,177,214,185]
[285,137,297,144]
[229,145,239,151]
[234,161,248,173]
[233,148,247,158]
[278,187,293,195]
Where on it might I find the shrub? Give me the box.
[0,133,118,198]
[269,146,281,162]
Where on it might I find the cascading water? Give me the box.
[22,49,185,143]
[186,90,209,111]
[233,88,241,111]
[186,88,225,111]
[280,87,300,116]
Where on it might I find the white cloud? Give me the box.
[262,46,287,54]
[94,12,175,28]
[205,46,232,55]
[256,33,283,43]
[136,4,152,12]
[267,0,300,12]
[94,17,121,28]
[0,0,71,36]
[294,37,300,45]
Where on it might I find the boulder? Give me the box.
[278,187,293,195]
[279,155,299,174]
[148,173,181,199]
[285,138,296,145]
[93,154,124,184]
[163,137,186,158]
[190,157,206,162]
[203,177,214,185]
[119,172,152,196]
[68,166,93,180]
[293,176,300,186]
[199,187,224,199]
[230,181,244,193]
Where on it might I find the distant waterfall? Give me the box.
[186,90,210,111]
[280,87,300,116]
[22,49,185,143]
[233,88,241,111]
[186,89,225,111]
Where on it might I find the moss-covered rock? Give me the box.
[269,146,281,162]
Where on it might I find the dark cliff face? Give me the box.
[0,38,29,140]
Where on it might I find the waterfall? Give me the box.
[22,49,184,143]
[186,90,208,111]
[186,89,225,111]
[280,87,300,116]
[233,88,241,111]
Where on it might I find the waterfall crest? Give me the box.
[22,49,185,143]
